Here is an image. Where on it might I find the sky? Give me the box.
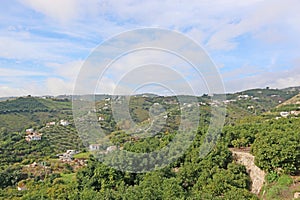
[0,0,300,97]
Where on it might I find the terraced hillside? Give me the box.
[0,97,72,132]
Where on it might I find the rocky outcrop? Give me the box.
[230,148,265,195]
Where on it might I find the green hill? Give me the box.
[0,97,72,132]
[0,88,299,199]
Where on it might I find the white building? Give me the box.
[238,94,249,99]
[291,110,300,116]
[25,133,42,142]
[26,128,34,133]
[89,144,101,151]
[60,120,70,126]
[46,121,56,127]
[280,112,289,117]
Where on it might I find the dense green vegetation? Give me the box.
[0,88,299,199]
[0,97,71,132]
[223,117,300,174]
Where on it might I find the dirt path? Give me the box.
[230,148,265,195]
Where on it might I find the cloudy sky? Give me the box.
[1,0,300,97]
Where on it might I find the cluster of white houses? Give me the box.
[25,119,70,142]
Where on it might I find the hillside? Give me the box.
[0,88,299,199]
[0,97,72,132]
[225,88,299,114]
[277,93,300,107]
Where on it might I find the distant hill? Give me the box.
[0,86,299,132]
[0,87,300,199]
[225,88,299,116]
[0,97,72,132]
[277,93,300,107]
[0,97,16,102]
[272,92,300,113]
[281,86,300,92]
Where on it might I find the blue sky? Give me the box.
[0,0,300,97]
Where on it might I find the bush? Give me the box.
[266,171,279,183]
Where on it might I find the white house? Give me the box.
[60,120,69,126]
[98,116,105,121]
[238,94,249,99]
[66,150,78,155]
[26,128,34,133]
[280,112,289,117]
[46,121,56,127]
[89,144,101,151]
[198,102,207,106]
[25,133,42,142]
[291,110,300,116]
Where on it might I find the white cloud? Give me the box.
[0,86,28,97]
[46,77,74,95]
[224,65,300,92]
[19,0,100,23]
[206,0,300,50]
[46,60,83,80]
[0,68,46,76]
[0,0,300,97]
[0,35,80,62]
[43,60,84,95]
